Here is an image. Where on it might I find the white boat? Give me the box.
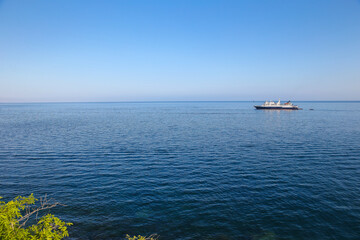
[254,100,302,110]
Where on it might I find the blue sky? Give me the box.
[0,0,360,102]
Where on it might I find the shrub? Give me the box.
[0,194,72,240]
[126,234,159,240]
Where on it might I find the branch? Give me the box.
[17,194,65,228]
[147,234,159,240]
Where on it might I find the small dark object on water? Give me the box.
[309,108,314,110]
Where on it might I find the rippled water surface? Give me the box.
[1,102,360,239]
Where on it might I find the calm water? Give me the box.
[1,102,360,240]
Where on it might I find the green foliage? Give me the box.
[0,194,72,240]
[126,234,158,240]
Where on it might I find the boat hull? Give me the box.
[254,105,301,110]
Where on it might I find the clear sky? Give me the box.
[1,0,360,102]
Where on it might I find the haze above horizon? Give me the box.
[1,0,360,102]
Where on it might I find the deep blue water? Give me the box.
[1,101,360,240]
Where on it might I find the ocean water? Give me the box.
[1,101,360,240]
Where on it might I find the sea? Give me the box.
[0,101,359,240]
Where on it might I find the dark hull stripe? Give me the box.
[254,106,300,110]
